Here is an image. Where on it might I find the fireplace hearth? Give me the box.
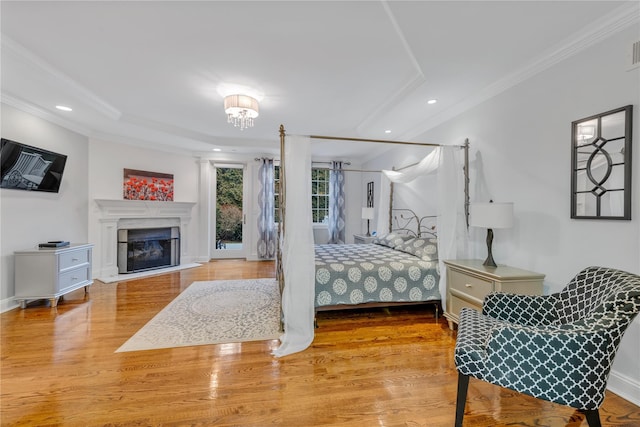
[118,226,180,274]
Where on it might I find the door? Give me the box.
[212,164,246,259]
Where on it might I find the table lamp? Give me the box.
[469,201,514,267]
[362,207,375,236]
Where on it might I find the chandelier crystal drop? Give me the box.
[224,94,259,131]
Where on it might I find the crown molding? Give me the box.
[88,129,202,157]
[401,1,640,140]
[1,36,122,121]
[1,92,92,136]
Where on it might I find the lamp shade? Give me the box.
[224,94,259,118]
[469,202,514,229]
[362,207,375,220]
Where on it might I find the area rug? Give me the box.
[116,278,281,352]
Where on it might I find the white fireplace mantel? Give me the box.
[94,199,196,220]
[94,199,197,278]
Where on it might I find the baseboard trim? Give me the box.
[1,297,19,313]
[608,369,640,406]
[96,263,202,284]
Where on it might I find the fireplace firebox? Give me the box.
[117,226,180,274]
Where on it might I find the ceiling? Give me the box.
[1,1,637,160]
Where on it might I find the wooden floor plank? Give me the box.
[1,260,639,426]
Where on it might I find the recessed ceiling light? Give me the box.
[56,105,72,111]
[427,99,437,105]
[212,148,222,152]
[385,130,392,134]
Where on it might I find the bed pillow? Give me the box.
[394,237,438,261]
[372,233,414,248]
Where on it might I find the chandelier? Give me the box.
[224,94,259,131]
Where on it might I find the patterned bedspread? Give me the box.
[314,243,440,308]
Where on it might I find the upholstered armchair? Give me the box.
[454,266,640,427]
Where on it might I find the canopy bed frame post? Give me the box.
[464,138,470,228]
[389,169,395,233]
[277,125,286,295]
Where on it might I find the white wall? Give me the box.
[88,138,201,275]
[1,104,89,311]
[400,26,640,404]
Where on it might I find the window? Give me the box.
[274,166,330,224]
[311,168,330,223]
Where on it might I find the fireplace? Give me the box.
[117,226,180,274]
[94,199,196,278]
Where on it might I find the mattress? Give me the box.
[314,243,440,308]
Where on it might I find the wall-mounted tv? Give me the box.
[0,138,68,193]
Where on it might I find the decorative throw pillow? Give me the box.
[394,237,438,261]
[372,233,414,248]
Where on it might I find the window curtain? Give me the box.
[375,146,468,310]
[328,161,346,244]
[272,135,315,357]
[257,158,276,259]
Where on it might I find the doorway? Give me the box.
[212,164,246,259]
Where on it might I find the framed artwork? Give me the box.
[123,168,174,201]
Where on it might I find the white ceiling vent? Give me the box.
[629,41,640,71]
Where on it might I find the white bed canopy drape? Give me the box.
[375,146,468,312]
[272,135,316,357]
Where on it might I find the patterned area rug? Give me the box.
[116,278,281,352]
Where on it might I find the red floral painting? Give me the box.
[123,169,174,201]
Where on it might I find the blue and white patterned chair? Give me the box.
[454,266,640,427]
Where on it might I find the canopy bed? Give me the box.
[273,125,470,357]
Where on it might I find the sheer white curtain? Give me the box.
[435,146,468,310]
[272,135,315,357]
[375,148,441,234]
[374,146,467,309]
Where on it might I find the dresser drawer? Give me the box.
[59,249,91,271]
[59,266,91,293]
[449,269,493,301]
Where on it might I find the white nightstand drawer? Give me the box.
[449,269,493,301]
[59,266,91,293]
[59,249,91,272]
[450,295,481,318]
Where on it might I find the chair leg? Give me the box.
[455,373,469,427]
[581,409,601,427]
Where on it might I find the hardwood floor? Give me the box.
[2,260,639,426]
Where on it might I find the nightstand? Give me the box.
[15,243,94,308]
[443,259,544,330]
[353,234,376,244]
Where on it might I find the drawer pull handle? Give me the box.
[465,283,473,288]
[71,277,78,280]
[71,258,79,262]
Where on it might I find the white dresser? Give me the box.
[15,243,94,308]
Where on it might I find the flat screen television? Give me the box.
[0,138,68,193]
